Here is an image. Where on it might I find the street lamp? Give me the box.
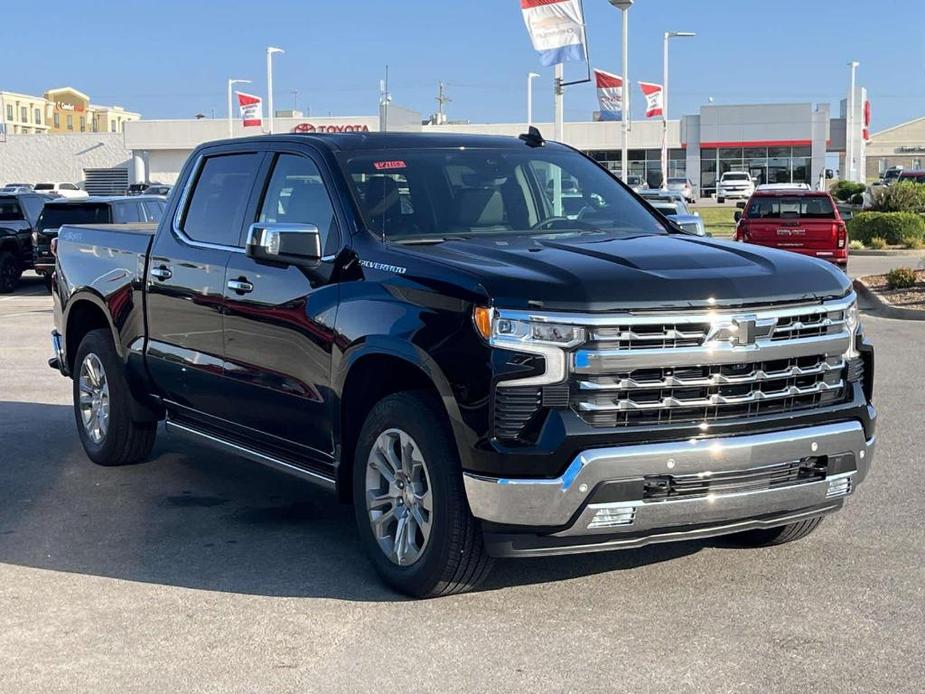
[266,46,285,134]
[662,31,695,188]
[608,0,633,181]
[527,72,540,127]
[847,61,860,182]
[227,78,251,138]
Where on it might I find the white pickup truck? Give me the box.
[716,171,756,203]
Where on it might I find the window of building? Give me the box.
[80,117,86,132]
[20,106,28,123]
[181,152,262,247]
[5,104,12,121]
[53,113,60,128]
[914,159,922,170]
[66,114,73,130]
[110,120,116,132]
[34,108,42,125]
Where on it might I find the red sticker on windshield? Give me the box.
[373,160,407,170]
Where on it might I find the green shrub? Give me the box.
[869,236,887,250]
[848,211,925,245]
[871,181,925,213]
[831,180,866,202]
[885,267,917,290]
[849,239,864,250]
[902,234,925,250]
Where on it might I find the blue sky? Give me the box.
[2,0,923,131]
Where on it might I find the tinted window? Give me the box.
[723,173,750,181]
[747,196,835,219]
[60,183,79,190]
[38,204,111,230]
[0,199,24,221]
[112,202,143,223]
[34,183,54,191]
[182,153,260,246]
[142,200,166,221]
[341,149,666,241]
[259,154,339,255]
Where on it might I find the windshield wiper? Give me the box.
[391,235,471,246]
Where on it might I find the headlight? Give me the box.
[473,307,585,386]
[844,300,860,359]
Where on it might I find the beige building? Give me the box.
[0,90,51,134]
[866,116,925,179]
[0,86,140,136]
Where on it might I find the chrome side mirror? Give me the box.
[246,223,321,266]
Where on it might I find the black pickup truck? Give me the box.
[50,132,877,597]
[0,191,55,292]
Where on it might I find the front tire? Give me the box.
[73,329,157,466]
[726,517,823,547]
[353,391,493,598]
[717,196,725,204]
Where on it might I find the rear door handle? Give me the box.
[150,266,172,281]
[227,279,254,294]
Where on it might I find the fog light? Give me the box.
[587,503,636,529]
[826,475,852,498]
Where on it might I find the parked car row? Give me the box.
[0,190,166,292]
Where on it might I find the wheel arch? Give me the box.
[63,292,122,374]
[334,339,468,503]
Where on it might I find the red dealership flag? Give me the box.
[593,69,623,121]
[236,91,263,128]
[638,81,664,118]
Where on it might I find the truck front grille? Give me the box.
[568,296,855,428]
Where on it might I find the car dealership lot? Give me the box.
[1,270,923,693]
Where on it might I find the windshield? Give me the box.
[746,196,835,219]
[37,204,111,230]
[340,148,667,242]
[723,173,750,181]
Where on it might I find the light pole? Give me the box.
[527,72,540,127]
[847,61,860,182]
[662,31,695,188]
[227,79,251,137]
[609,0,633,181]
[266,46,285,134]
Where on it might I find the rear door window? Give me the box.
[181,152,262,246]
[142,200,166,222]
[747,196,835,219]
[111,202,143,223]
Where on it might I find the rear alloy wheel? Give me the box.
[0,251,18,293]
[353,391,493,598]
[73,329,157,466]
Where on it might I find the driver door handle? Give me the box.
[227,278,254,294]
[150,266,172,281]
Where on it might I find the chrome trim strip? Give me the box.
[165,420,336,490]
[497,293,856,327]
[463,421,872,530]
[171,154,246,254]
[572,333,850,372]
[576,379,844,413]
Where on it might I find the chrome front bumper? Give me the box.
[465,421,875,549]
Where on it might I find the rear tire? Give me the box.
[353,391,493,598]
[0,251,19,293]
[726,517,823,547]
[73,328,157,466]
[717,196,725,204]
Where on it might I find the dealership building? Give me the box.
[120,92,870,199]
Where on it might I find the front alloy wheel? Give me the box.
[78,353,110,445]
[365,428,434,566]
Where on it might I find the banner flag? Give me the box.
[594,69,622,121]
[236,91,263,128]
[638,81,663,118]
[521,0,587,67]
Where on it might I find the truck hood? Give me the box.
[398,233,851,311]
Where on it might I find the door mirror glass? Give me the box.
[246,223,321,265]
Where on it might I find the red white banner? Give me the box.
[638,81,664,118]
[593,69,623,121]
[236,91,263,128]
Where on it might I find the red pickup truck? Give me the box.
[734,189,848,270]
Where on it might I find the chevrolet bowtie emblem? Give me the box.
[705,315,777,346]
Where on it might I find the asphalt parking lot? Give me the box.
[1,264,923,693]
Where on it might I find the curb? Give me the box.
[853,278,925,321]
[851,249,925,257]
